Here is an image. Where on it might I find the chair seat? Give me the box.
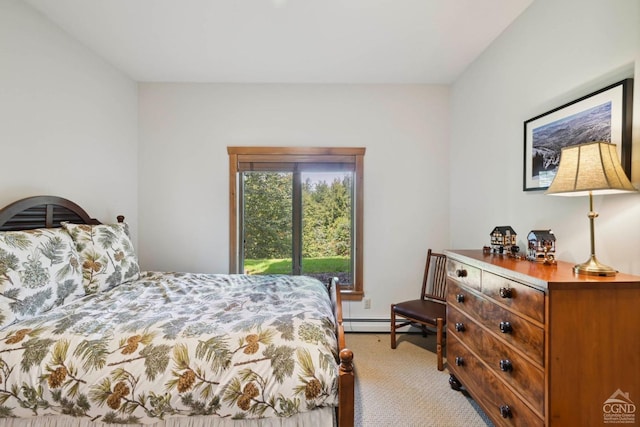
[393,299,446,325]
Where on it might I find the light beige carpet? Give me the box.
[346,333,494,427]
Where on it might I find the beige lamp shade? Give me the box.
[545,141,636,276]
[546,141,636,196]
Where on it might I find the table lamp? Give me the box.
[545,141,636,276]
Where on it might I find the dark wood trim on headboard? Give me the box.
[0,196,101,231]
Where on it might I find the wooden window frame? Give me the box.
[228,146,365,300]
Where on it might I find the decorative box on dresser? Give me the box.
[444,249,640,427]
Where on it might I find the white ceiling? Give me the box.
[25,0,534,84]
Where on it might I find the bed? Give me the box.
[0,195,354,427]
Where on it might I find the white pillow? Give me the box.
[0,228,84,328]
[62,222,140,294]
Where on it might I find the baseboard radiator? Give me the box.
[343,318,388,333]
[344,318,429,333]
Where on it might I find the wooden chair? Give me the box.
[390,249,448,370]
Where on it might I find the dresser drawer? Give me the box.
[482,271,545,323]
[447,282,544,365]
[448,334,544,427]
[448,307,544,415]
[446,259,481,291]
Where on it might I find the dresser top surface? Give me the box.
[445,249,640,290]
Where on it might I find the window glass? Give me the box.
[241,171,354,286]
[301,171,353,285]
[228,147,365,299]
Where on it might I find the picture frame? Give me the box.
[523,78,634,191]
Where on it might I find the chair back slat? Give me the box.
[421,250,448,302]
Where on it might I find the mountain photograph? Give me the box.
[531,101,612,180]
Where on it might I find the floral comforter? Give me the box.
[0,272,339,424]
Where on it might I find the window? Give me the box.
[228,147,365,299]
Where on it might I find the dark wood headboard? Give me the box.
[0,196,101,231]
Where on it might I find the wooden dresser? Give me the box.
[444,249,640,427]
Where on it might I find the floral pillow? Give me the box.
[0,228,85,329]
[62,222,140,295]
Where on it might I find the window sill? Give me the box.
[340,290,364,301]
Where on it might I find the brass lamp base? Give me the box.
[573,256,617,277]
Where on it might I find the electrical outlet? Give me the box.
[363,298,371,309]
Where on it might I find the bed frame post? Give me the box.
[330,278,354,427]
[338,348,354,427]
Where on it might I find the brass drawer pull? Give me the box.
[455,322,465,332]
[499,321,512,334]
[456,269,468,278]
[499,359,513,372]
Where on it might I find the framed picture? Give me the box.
[523,78,634,191]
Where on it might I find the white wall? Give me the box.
[138,83,450,327]
[0,0,138,234]
[451,0,640,274]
